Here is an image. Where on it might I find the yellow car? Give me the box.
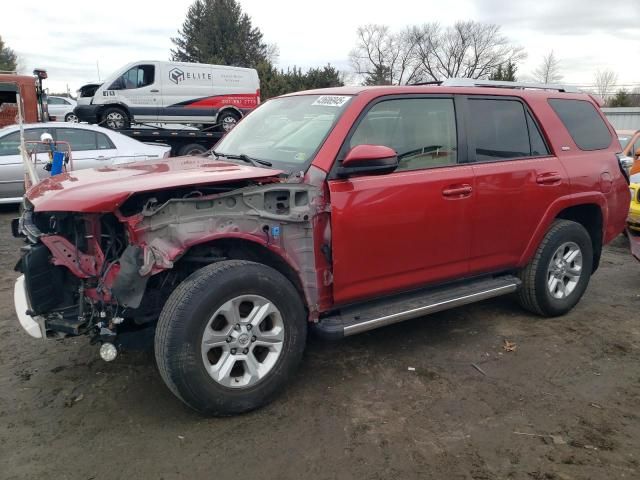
[630,174,640,232]
[629,173,640,261]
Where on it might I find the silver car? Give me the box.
[0,122,171,204]
[47,96,78,122]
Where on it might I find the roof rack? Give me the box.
[440,78,580,93]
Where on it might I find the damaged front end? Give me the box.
[14,173,327,357]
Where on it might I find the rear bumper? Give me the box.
[74,104,100,123]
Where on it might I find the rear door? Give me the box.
[55,127,118,170]
[464,96,569,274]
[328,95,474,304]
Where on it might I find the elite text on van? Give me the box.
[73,61,260,132]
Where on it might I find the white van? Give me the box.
[74,61,260,132]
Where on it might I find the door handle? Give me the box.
[442,184,473,198]
[536,172,562,185]
[150,89,160,93]
[97,155,111,161]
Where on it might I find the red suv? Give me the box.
[13,80,630,415]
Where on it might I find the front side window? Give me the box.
[214,94,352,172]
[0,129,50,156]
[548,98,612,151]
[348,98,458,171]
[109,65,155,90]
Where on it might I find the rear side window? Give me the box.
[469,99,533,161]
[56,128,105,151]
[548,99,612,151]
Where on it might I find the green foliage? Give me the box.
[489,61,517,81]
[257,63,343,100]
[171,0,269,67]
[608,89,632,107]
[363,65,392,86]
[0,35,18,72]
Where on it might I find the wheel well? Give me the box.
[556,204,603,272]
[176,238,307,307]
[217,107,242,119]
[99,104,130,121]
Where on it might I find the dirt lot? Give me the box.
[1,207,639,480]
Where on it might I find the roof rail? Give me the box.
[0,71,17,75]
[441,78,580,93]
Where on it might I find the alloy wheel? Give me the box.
[201,295,285,388]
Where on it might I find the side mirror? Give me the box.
[337,144,398,177]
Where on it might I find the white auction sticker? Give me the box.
[311,95,350,107]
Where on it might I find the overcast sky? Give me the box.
[3,0,639,93]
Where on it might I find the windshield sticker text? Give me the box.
[312,96,350,107]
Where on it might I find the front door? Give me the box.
[328,96,474,305]
[109,63,160,123]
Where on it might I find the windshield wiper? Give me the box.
[211,150,273,167]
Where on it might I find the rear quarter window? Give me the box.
[548,99,612,151]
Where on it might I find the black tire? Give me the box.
[178,143,207,156]
[217,110,240,132]
[101,107,130,130]
[518,220,594,317]
[64,112,79,123]
[155,260,307,415]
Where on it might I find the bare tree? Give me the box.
[593,69,618,101]
[411,21,525,81]
[349,25,421,85]
[533,51,563,84]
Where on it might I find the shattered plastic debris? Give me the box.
[503,340,517,352]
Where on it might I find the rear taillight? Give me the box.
[256,89,261,105]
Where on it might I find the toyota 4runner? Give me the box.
[13,79,630,415]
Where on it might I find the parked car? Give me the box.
[74,60,260,132]
[47,96,78,122]
[0,122,170,203]
[13,81,630,416]
[618,129,640,175]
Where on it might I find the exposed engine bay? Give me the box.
[15,177,326,358]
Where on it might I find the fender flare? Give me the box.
[216,106,243,119]
[517,192,607,267]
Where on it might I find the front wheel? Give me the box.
[217,110,240,133]
[102,107,130,130]
[518,220,594,317]
[64,112,79,123]
[154,260,307,415]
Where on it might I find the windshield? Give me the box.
[213,94,352,171]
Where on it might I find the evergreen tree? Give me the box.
[171,0,269,68]
[0,35,18,72]
[489,61,517,81]
[257,64,344,100]
[608,89,632,107]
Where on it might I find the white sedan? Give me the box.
[47,96,78,122]
[0,122,171,204]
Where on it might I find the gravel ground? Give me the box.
[1,206,639,480]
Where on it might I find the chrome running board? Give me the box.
[314,275,520,338]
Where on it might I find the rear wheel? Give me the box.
[518,220,594,317]
[154,260,307,415]
[178,143,207,156]
[102,107,130,130]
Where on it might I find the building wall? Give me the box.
[602,108,640,130]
